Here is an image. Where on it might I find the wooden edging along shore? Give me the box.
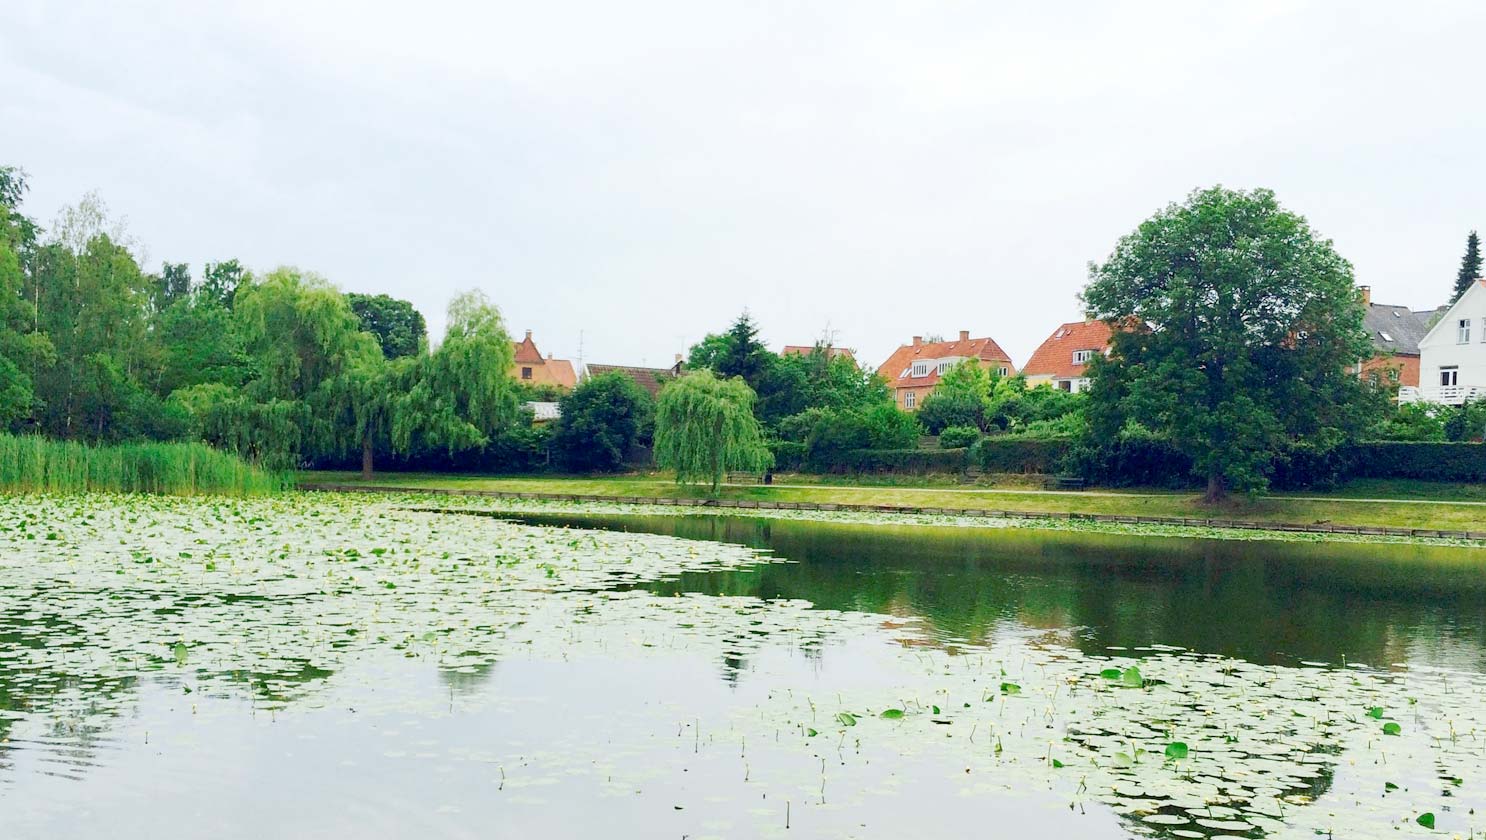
[300,482,1486,543]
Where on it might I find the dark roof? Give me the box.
[1362,303,1431,356]
[585,363,675,397]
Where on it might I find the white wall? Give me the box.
[1419,282,1486,389]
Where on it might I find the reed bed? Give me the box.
[0,434,289,496]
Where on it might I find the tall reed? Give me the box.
[0,434,290,496]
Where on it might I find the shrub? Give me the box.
[551,372,654,472]
[829,448,969,474]
[769,440,807,470]
[971,437,1072,473]
[1345,441,1486,482]
[0,433,286,496]
[938,425,981,449]
[917,391,984,434]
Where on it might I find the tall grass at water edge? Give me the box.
[0,434,289,496]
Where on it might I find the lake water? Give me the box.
[2,495,1483,839]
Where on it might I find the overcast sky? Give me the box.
[5,1,1484,370]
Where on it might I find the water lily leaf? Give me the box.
[1164,741,1189,760]
[1417,812,1435,829]
[1100,668,1122,680]
[835,712,857,727]
[999,682,1021,695]
[1121,666,1143,688]
[880,708,905,720]
[1366,706,1385,719]
[1382,721,1401,736]
[172,641,188,665]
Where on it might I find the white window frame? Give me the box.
[937,360,953,375]
[911,362,929,377]
[1072,349,1093,365]
[1441,366,1459,387]
[997,366,1009,377]
[903,390,916,409]
[1378,331,1393,342]
[1459,319,1472,344]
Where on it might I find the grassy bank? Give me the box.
[1,434,288,496]
[307,470,1486,532]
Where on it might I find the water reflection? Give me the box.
[504,511,1486,672]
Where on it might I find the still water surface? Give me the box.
[3,499,1483,839]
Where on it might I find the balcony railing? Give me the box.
[1398,385,1486,405]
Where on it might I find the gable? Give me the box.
[1419,280,1486,348]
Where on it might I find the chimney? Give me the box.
[912,336,922,348]
[1359,286,1371,306]
[525,329,533,340]
[958,329,970,343]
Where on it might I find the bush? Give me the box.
[827,448,969,474]
[938,425,981,449]
[917,391,984,434]
[551,372,654,472]
[769,440,807,471]
[971,437,1072,473]
[1063,435,1193,487]
[1346,441,1486,482]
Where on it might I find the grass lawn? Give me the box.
[305,470,1486,532]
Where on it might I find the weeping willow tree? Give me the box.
[653,370,771,493]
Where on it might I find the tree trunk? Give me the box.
[361,434,374,480]
[1204,472,1226,504]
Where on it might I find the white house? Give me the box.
[1402,278,1486,405]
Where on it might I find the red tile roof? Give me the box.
[1020,320,1114,380]
[544,358,578,389]
[585,363,675,397]
[781,345,857,363]
[512,331,544,364]
[876,334,1014,391]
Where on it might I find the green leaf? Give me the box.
[1366,706,1385,719]
[172,641,188,665]
[1051,759,1065,769]
[1099,668,1122,680]
[1416,812,1435,829]
[1384,781,1399,791]
[805,728,818,737]
[1382,721,1402,736]
[999,682,1021,695]
[1164,742,1189,760]
[880,708,905,720]
[931,705,940,715]
[835,712,858,727]
[1121,666,1143,688]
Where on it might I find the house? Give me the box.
[876,330,1014,411]
[1356,286,1431,388]
[524,401,561,424]
[511,330,578,390]
[583,356,684,398]
[1021,320,1114,393]
[1402,278,1486,405]
[781,344,857,365]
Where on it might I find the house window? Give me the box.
[1058,380,1072,392]
[903,390,916,409]
[1459,319,1472,344]
[937,360,953,375]
[1072,350,1094,365]
[997,366,1009,377]
[911,362,928,377]
[1441,367,1459,387]
[1387,367,1399,383]
[521,367,533,380]
[1378,331,1393,343]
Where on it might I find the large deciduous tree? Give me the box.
[654,370,771,492]
[551,371,654,472]
[346,292,427,359]
[1082,186,1373,501]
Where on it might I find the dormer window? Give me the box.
[1072,350,1094,365]
[912,362,929,377]
[936,360,953,374]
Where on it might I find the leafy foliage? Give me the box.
[1455,230,1482,302]
[1083,186,1375,499]
[654,370,771,491]
[552,372,654,472]
[938,425,981,449]
[347,292,427,359]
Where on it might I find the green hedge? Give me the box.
[770,440,808,471]
[971,437,1073,473]
[1348,442,1486,482]
[827,448,970,474]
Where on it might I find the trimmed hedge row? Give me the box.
[793,436,1486,486]
[826,448,970,474]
